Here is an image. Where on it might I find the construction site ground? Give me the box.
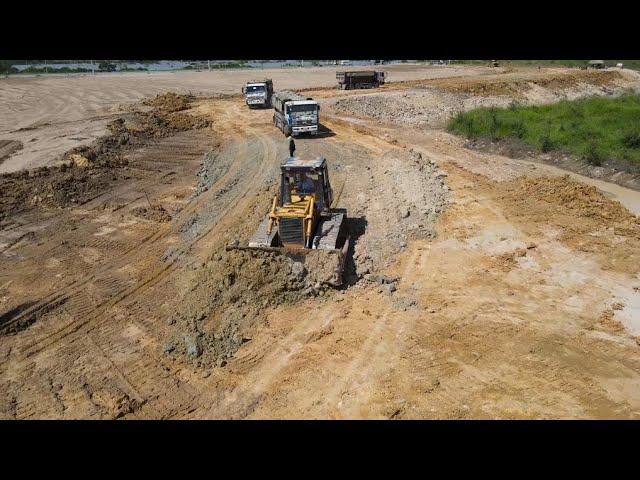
[1,66,640,419]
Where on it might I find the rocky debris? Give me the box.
[333,89,509,129]
[184,333,203,358]
[393,296,418,311]
[350,147,449,283]
[381,283,397,295]
[193,148,228,197]
[332,71,636,130]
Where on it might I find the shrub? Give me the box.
[582,141,602,166]
[622,130,640,149]
[488,109,500,140]
[511,120,526,139]
[539,131,554,152]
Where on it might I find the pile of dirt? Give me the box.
[511,176,639,231]
[142,92,194,113]
[0,140,23,165]
[66,107,210,167]
[347,147,450,278]
[426,70,624,97]
[163,247,341,367]
[332,90,510,128]
[499,175,640,274]
[0,164,121,221]
[131,204,172,223]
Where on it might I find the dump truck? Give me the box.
[272,91,320,136]
[242,79,273,108]
[228,156,349,286]
[336,70,386,90]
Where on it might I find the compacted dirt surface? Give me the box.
[1,66,640,419]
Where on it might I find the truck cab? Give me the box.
[242,79,273,108]
[272,91,321,137]
[283,100,320,136]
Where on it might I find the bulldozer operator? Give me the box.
[294,173,314,193]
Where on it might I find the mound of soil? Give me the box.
[142,92,194,113]
[164,247,342,367]
[131,204,172,223]
[428,70,623,97]
[0,164,121,221]
[66,107,210,167]
[511,175,639,231]
[499,175,640,274]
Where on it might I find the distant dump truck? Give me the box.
[336,70,386,90]
[242,79,273,108]
[272,91,320,137]
[588,60,605,70]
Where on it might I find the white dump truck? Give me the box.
[242,79,273,108]
[271,91,320,137]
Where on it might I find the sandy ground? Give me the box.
[1,66,640,419]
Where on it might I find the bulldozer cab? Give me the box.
[279,157,332,212]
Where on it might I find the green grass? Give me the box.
[447,94,640,167]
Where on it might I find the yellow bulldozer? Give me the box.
[226,156,349,286]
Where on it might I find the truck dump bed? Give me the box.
[336,71,385,89]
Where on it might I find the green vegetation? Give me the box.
[447,94,640,166]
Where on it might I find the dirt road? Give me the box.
[1,67,639,419]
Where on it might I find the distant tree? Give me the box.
[0,60,17,73]
[98,61,116,72]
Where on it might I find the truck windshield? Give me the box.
[246,85,265,93]
[287,104,318,113]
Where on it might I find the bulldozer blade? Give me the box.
[225,238,349,287]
